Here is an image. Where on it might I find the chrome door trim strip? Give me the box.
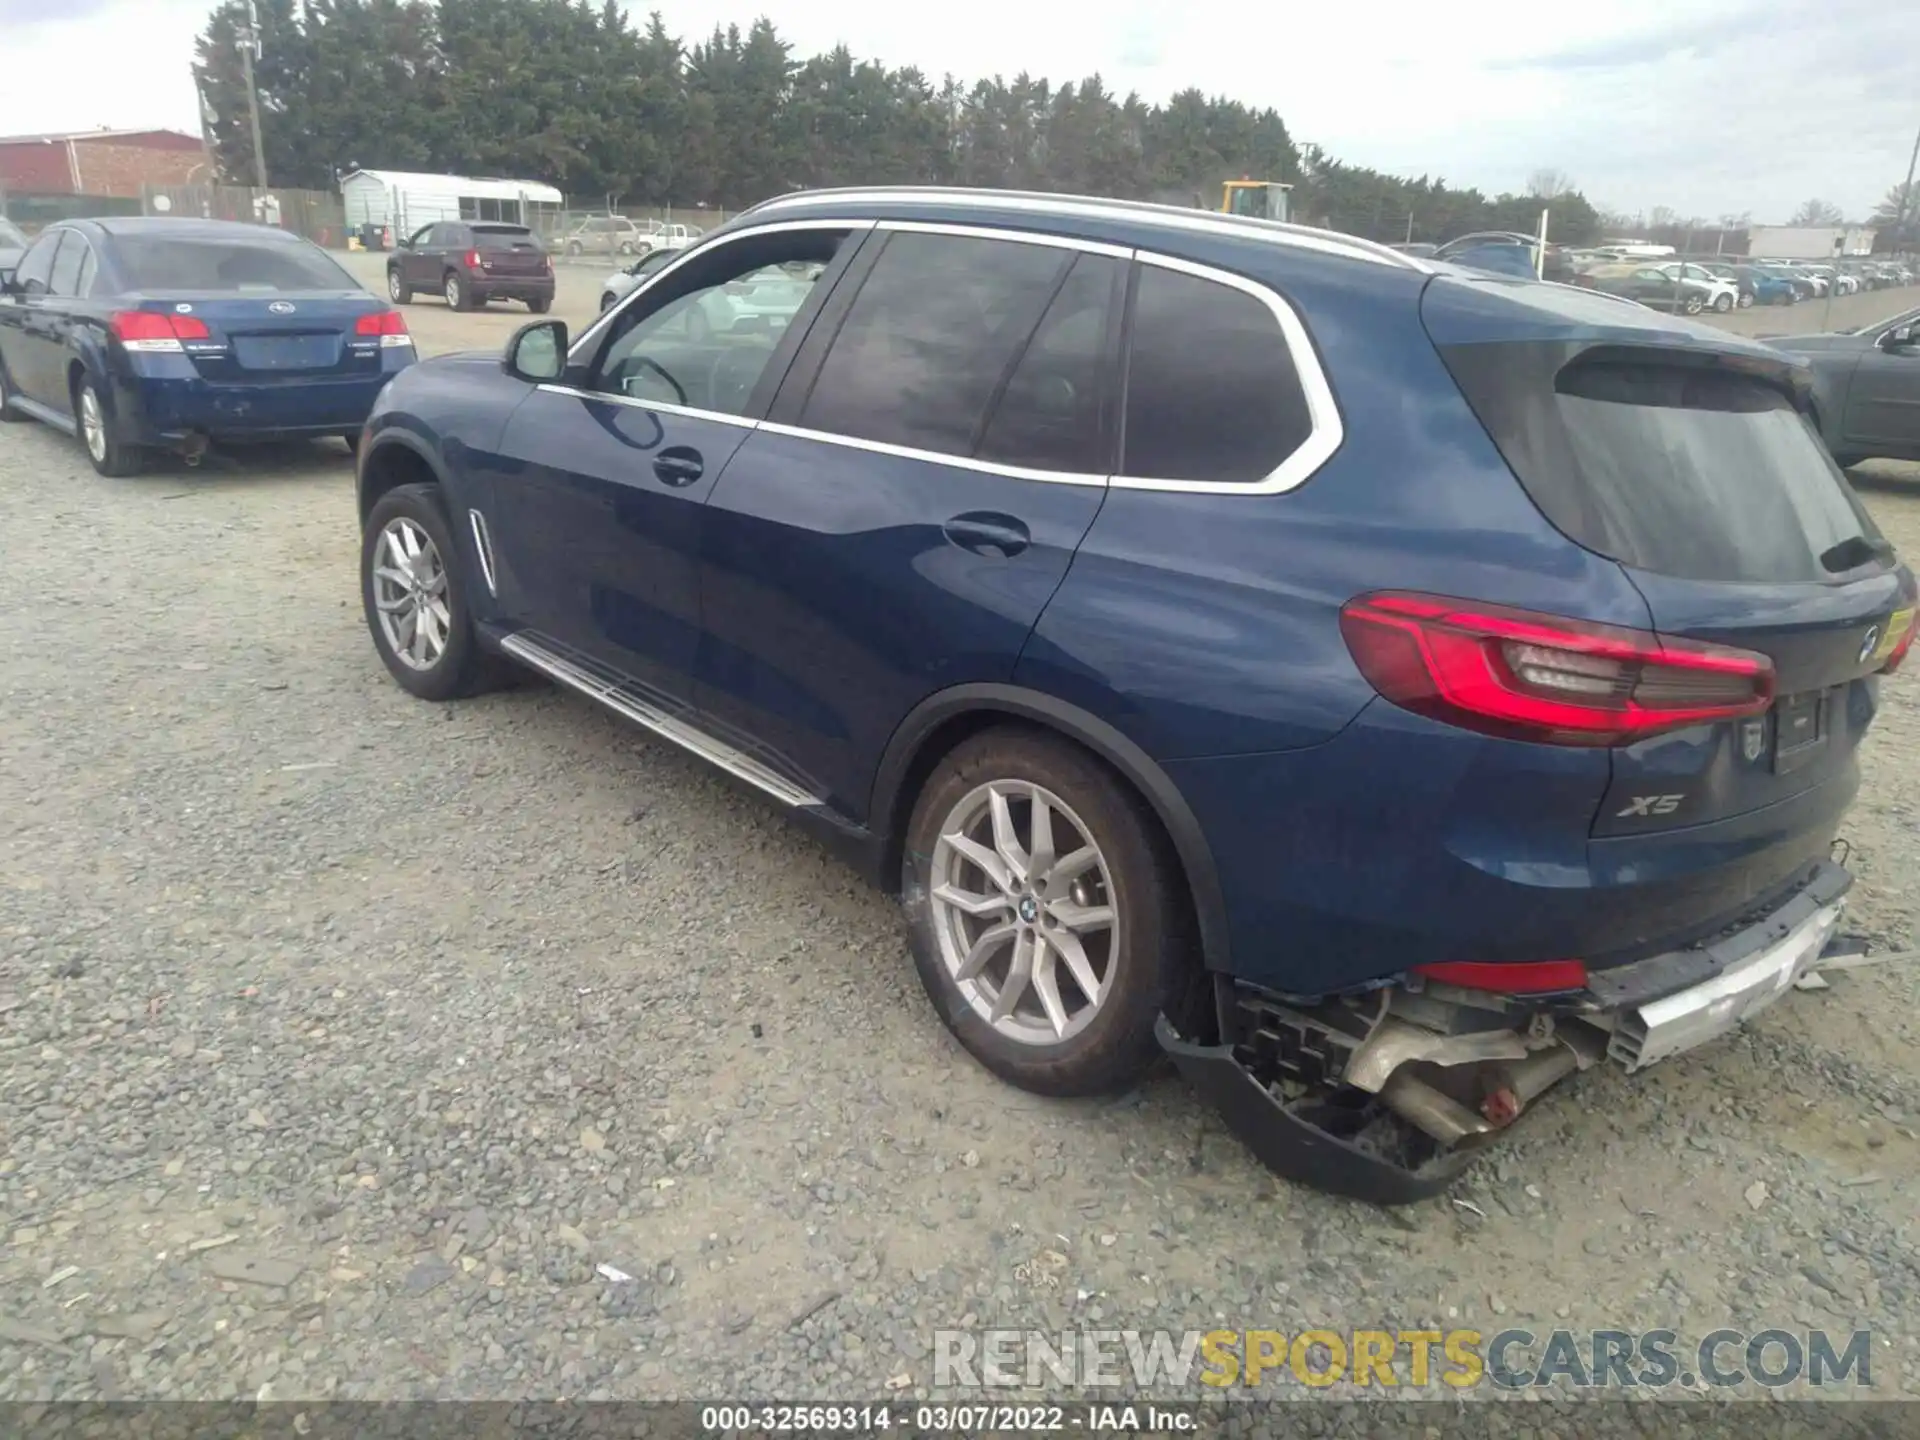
[498,633,822,810]
[533,384,757,430]
[1108,252,1345,497]
[753,421,1109,487]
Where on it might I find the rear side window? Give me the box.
[976,253,1120,473]
[1121,263,1314,484]
[14,231,61,293]
[1445,344,1882,584]
[48,234,87,297]
[114,236,356,293]
[800,231,1069,458]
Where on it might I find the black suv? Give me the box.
[387,221,555,313]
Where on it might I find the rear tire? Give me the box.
[902,728,1196,1098]
[387,268,411,305]
[527,296,552,314]
[75,374,142,477]
[444,271,471,312]
[361,482,510,702]
[1713,293,1733,312]
[1683,295,1705,315]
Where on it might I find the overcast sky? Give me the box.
[1,0,1913,224]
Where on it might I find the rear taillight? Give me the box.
[110,311,209,351]
[464,249,482,269]
[353,310,413,347]
[1882,605,1918,674]
[1414,958,1589,994]
[1339,591,1774,747]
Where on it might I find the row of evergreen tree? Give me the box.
[193,0,1605,245]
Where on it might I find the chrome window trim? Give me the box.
[749,187,1427,272]
[1110,252,1344,497]
[873,219,1134,261]
[534,383,757,430]
[756,420,1109,488]
[566,217,876,363]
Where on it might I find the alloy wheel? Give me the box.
[370,517,451,670]
[79,385,108,463]
[929,780,1119,1046]
[388,271,402,300]
[445,275,460,307]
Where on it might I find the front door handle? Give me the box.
[653,446,704,487]
[942,512,1031,558]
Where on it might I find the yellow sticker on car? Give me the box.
[1872,607,1915,664]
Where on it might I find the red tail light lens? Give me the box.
[1415,959,1589,994]
[1881,605,1918,675]
[353,310,408,335]
[464,249,481,269]
[1339,591,1774,746]
[110,311,210,347]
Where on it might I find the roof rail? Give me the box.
[743,186,1429,272]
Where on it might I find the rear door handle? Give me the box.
[653,446,704,487]
[943,512,1031,558]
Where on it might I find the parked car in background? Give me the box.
[1431,231,1575,283]
[558,215,650,257]
[1654,262,1740,312]
[597,247,822,337]
[1754,263,1819,301]
[1584,263,1716,313]
[1387,241,1438,258]
[0,217,413,476]
[642,221,703,253]
[1729,264,1799,306]
[350,186,1911,1203]
[1771,305,1920,467]
[599,246,675,310]
[386,221,554,313]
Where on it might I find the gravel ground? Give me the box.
[2,284,1919,1413]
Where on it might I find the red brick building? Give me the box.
[0,129,209,198]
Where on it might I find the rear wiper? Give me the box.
[1820,535,1894,573]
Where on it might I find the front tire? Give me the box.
[360,483,507,701]
[75,374,142,477]
[388,268,411,304]
[902,728,1194,1097]
[0,362,24,422]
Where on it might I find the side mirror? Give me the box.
[1884,324,1919,351]
[505,319,568,382]
[0,268,16,295]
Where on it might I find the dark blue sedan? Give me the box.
[0,218,413,475]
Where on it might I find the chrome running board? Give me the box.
[498,632,823,810]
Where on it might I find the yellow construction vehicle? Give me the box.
[1221,179,1292,222]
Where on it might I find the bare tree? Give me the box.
[1526,167,1572,200]
[1788,198,1846,227]
[1648,205,1678,230]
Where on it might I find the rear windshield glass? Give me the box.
[472,225,539,247]
[1443,345,1882,583]
[116,236,356,293]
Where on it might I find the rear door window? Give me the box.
[798,231,1070,458]
[975,252,1121,473]
[48,233,87,297]
[1120,262,1315,485]
[13,231,61,295]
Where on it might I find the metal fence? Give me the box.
[0,189,142,233]
[141,184,348,247]
[546,202,743,262]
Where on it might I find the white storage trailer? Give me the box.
[340,170,563,243]
[1746,225,1878,260]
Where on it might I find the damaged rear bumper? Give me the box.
[1160,861,1862,1205]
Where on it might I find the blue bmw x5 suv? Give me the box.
[354,187,1912,1202]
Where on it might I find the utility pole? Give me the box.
[239,0,269,190]
[1895,117,1920,256]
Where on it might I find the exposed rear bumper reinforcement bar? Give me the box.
[1156,1014,1475,1206]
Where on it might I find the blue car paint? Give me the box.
[0,218,411,450]
[356,191,1902,998]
